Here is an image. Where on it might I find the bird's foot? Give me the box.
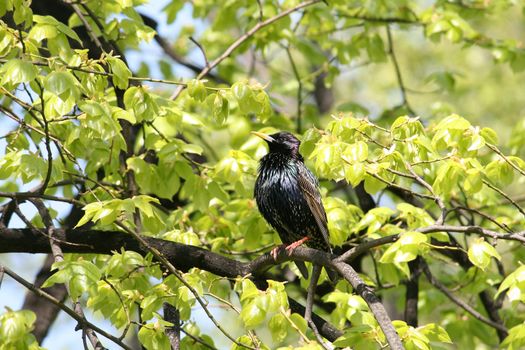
[270,245,285,260]
[285,236,310,255]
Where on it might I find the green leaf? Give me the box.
[467,133,485,151]
[426,71,456,91]
[496,265,525,303]
[380,231,429,276]
[468,238,501,270]
[164,1,184,24]
[268,314,288,343]
[212,92,229,124]
[288,313,308,334]
[33,15,82,43]
[45,71,79,99]
[463,169,482,194]
[481,127,499,145]
[0,59,38,85]
[138,324,170,350]
[333,325,375,348]
[124,86,159,122]
[344,141,368,163]
[0,310,39,348]
[418,323,452,344]
[231,335,258,350]
[232,81,257,114]
[133,195,160,218]
[107,56,131,89]
[43,260,101,300]
[397,203,434,229]
[187,79,207,102]
[240,301,266,328]
[366,33,386,62]
[434,114,471,131]
[485,160,514,186]
[354,207,394,235]
[237,279,260,303]
[232,81,251,101]
[345,162,366,187]
[502,322,525,350]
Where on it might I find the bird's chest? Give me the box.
[255,161,307,223]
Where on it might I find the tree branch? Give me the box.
[21,254,68,343]
[30,198,105,350]
[163,303,180,350]
[170,0,323,99]
[0,227,348,343]
[386,25,415,116]
[1,265,132,350]
[421,260,508,335]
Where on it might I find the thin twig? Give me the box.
[65,1,105,52]
[0,105,75,161]
[421,260,508,333]
[482,179,525,218]
[1,266,131,350]
[449,204,513,233]
[285,45,303,134]
[486,143,525,177]
[405,162,446,224]
[255,0,264,21]
[77,2,127,61]
[181,327,217,350]
[418,224,525,243]
[31,198,105,349]
[189,36,210,69]
[102,278,132,340]
[336,235,399,263]
[0,191,83,206]
[305,265,332,350]
[170,0,323,99]
[35,79,53,195]
[116,222,257,350]
[386,25,415,116]
[365,171,437,201]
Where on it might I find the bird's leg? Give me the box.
[285,236,309,255]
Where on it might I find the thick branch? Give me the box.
[163,303,180,350]
[0,227,342,342]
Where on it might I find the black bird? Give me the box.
[253,131,333,279]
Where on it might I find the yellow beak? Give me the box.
[251,131,275,143]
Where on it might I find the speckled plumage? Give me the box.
[254,132,332,275]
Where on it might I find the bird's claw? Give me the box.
[285,236,310,256]
[270,246,284,260]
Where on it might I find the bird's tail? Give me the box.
[325,266,339,283]
[296,261,338,282]
[295,261,309,279]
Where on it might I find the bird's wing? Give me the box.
[297,165,331,249]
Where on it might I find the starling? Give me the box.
[253,131,333,279]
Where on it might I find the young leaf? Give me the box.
[0,59,38,85]
[468,238,501,270]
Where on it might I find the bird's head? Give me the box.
[251,131,302,158]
